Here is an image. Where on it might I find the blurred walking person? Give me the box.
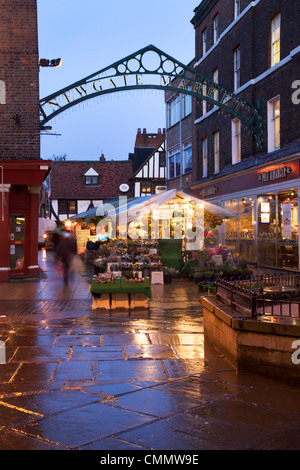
[56,230,77,283]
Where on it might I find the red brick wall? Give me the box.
[191,0,300,183]
[0,0,40,160]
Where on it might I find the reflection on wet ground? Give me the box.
[0,251,300,450]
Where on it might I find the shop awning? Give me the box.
[70,190,237,223]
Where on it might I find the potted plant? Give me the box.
[142,263,151,278]
[163,266,178,284]
[93,258,107,274]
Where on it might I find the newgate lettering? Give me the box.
[40,45,263,147]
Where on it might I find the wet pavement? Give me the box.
[0,250,300,451]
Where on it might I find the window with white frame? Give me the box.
[213,15,219,44]
[202,29,207,56]
[234,0,240,19]
[84,175,99,186]
[183,86,192,117]
[167,96,180,127]
[183,140,192,174]
[202,83,207,115]
[234,47,240,90]
[271,13,281,67]
[202,138,208,178]
[267,96,280,152]
[213,68,219,105]
[232,118,241,164]
[213,131,220,173]
[168,147,181,179]
[141,183,152,195]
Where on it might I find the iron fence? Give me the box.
[226,273,300,293]
[215,273,300,319]
[256,298,300,318]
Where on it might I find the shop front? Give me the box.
[192,158,300,270]
[0,160,51,281]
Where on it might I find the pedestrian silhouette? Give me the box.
[56,230,77,283]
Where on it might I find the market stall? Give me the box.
[90,238,163,309]
[91,276,151,310]
[67,190,236,309]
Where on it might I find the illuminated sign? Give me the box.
[259,166,292,183]
[200,186,219,197]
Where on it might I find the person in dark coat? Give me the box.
[56,231,77,283]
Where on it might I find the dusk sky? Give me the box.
[37,0,199,162]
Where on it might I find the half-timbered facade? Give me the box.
[129,128,167,197]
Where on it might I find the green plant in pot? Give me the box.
[163,266,178,284]
[142,263,151,278]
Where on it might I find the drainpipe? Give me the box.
[179,96,183,190]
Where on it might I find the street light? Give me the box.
[39,58,62,68]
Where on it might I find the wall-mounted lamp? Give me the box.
[39,58,62,68]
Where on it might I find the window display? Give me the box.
[223,188,299,269]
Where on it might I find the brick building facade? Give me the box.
[165,60,194,192]
[190,0,300,270]
[0,0,50,280]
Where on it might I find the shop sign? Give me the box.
[259,166,292,183]
[200,186,219,197]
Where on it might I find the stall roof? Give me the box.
[70,190,237,222]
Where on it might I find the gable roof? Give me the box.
[131,141,165,178]
[49,160,133,199]
[129,129,165,173]
[84,167,99,176]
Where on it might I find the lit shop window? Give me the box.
[232,118,241,164]
[202,138,208,178]
[267,96,280,152]
[271,13,281,67]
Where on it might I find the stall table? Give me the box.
[90,277,151,310]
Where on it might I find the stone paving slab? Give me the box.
[0,252,300,451]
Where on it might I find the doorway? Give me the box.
[9,214,26,273]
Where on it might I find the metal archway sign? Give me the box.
[40,44,263,147]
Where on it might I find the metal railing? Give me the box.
[256,298,300,318]
[226,273,300,293]
[216,273,300,319]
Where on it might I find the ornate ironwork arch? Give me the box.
[40,44,263,147]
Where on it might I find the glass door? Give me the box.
[277,190,298,269]
[9,214,26,272]
[257,194,277,266]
